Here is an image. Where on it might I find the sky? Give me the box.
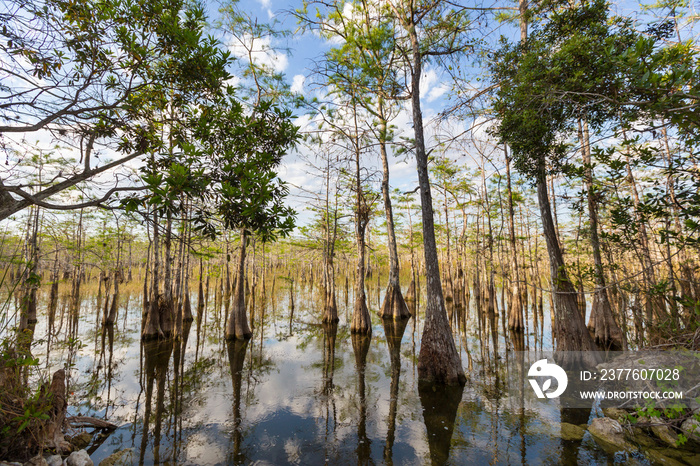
[3,0,698,232]
[215,0,700,233]
[210,0,521,229]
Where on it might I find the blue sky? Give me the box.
[208,0,524,228]
[206,0,699,231]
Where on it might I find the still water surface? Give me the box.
[30,280,630,465]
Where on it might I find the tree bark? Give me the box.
[160,209,174,336]
[505,148,524,331]
[536,167,600,368]
[43,369,71,453]
[378,108,410,320]
[323,155,339,323]
[143,210,164,340]
[579,120,624,350]
[407,22,464,385]
[351,181,372,334]
[226,230,252,340]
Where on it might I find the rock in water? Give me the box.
[649,416,679,447]
[66,450,93,466]
[589,417,634,451]
[602,407,630,423]
[98,449,133,466]
[560,422,586,441]
[44,456,62,466]
[70,431,92,450]
[23,457,47,466]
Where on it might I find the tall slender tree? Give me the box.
[385,0,469,385]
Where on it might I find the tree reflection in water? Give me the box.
[29,284,634,465]
[418,381,464,465]
[227,338,249,465]
[139,339,173,466]
[382,316,409,465]
[351,333,372,465]
[99,324,114,418]
[172,320,192,460]
[509,330,527,465]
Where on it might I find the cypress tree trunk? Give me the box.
[404,202,417,315]
[105,271,119,325]
[536,168,600,368]
[505,148,524,332]
[378,107,410,320]
[579,120,624,350]
[160,210,174,337]
[322,156,339,323]
[351,179,372,334]
[408,23,464,385]
[143,211,163,340]
[350,90,372,334]
[226,230,252,340]
[181,209,193,325]
[442,183,456,325]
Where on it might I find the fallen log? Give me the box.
[66,416,118,431]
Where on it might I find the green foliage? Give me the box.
[189,96,299,242]
[490,0,640,178]
[0,335,53,461]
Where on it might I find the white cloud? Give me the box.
[427,84,448,102]
[255,0,274,19]
[419,68,449,103]
[228,34,288,74]
[291,74,306,94]
[419,69,439,98]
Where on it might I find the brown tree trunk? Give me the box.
[579,120,624,350]
[536,168,600,367]
[181,211,193,325]
[351,177,372,334]
[505,148,524,331]
[404,200,417,316]
[143,211,164,340]
[407,23,464,386]
[378,108,410,320]
[322,155,339,324]
[105,271,119,325]
[226,230,252,340]
[160,210,174,336]
[43,369,71,453]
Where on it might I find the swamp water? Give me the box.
[19,279,652,464]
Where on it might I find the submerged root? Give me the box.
[417,299,466,386]
[351,295,372,334]
[588,289,625,351]
[405,278,416,304]
[379,282,411,320]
